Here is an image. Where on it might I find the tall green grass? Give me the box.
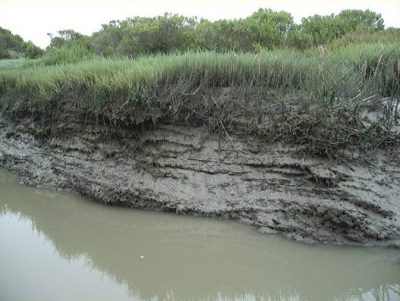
[0,43,399,155]
[1,44,398,105]
[328,28,400,50]
[0,58,25,69]
[23,44,95,68]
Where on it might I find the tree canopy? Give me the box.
[3,8,390,62]
[84,8,387,57]
[0,27,43,59]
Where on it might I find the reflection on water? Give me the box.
[0,169,399,301]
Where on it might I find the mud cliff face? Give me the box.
[0,115,399,247]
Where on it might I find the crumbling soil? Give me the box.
[0,114,399,247]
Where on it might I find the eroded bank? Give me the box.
[0,114,399,247]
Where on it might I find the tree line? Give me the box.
[0,27,43,59]
[49,9,390,57]
[1,8,396,60]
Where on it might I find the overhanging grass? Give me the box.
[0,43,399,156]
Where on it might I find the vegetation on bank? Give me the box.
[2,8,397,63]
[39,9,399,61]
[0,8,399,157]
[1,42,399,156]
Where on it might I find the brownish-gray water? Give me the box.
[0,169,399,301]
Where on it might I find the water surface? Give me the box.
[0,169,399,301]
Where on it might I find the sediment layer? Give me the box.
[0,115,399,247]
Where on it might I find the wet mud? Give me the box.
[0,115,399,247]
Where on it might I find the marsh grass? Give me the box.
[0,43,399,156]
[22,44,96,68]
[0,58,25,69]
[328,29,400,50]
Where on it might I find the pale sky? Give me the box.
[1,0,400,48]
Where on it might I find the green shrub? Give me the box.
[25,41,44,59]
[0,48,10,59]
[40,44,95,66]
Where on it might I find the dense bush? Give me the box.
[91,14,197,57]
[25,41,44,59]
[195,9,295,52]
[0,8,388,63]
[337,9,384,31]
[0,27,43,59]
[41,8,388,62]
[0,27,26,58]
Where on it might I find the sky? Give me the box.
[1,0,400,48]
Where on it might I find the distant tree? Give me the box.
[23,8,391,59]
[250,9,294,36]
[337,9,384,31]
[0,27,25,52]
[91,14,197,57]
[286,25,314,49]
[90,21,125,57]
[195,10,295,52]
[300,14,347,45]
[25,41,44,59]
[0,47,10,59]
[48,29,88,49]
[0,26,42,58]
[196,19,243,51]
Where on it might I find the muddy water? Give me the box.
[0,169,399,301]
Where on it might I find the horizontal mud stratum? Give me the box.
[0,115,399,247]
